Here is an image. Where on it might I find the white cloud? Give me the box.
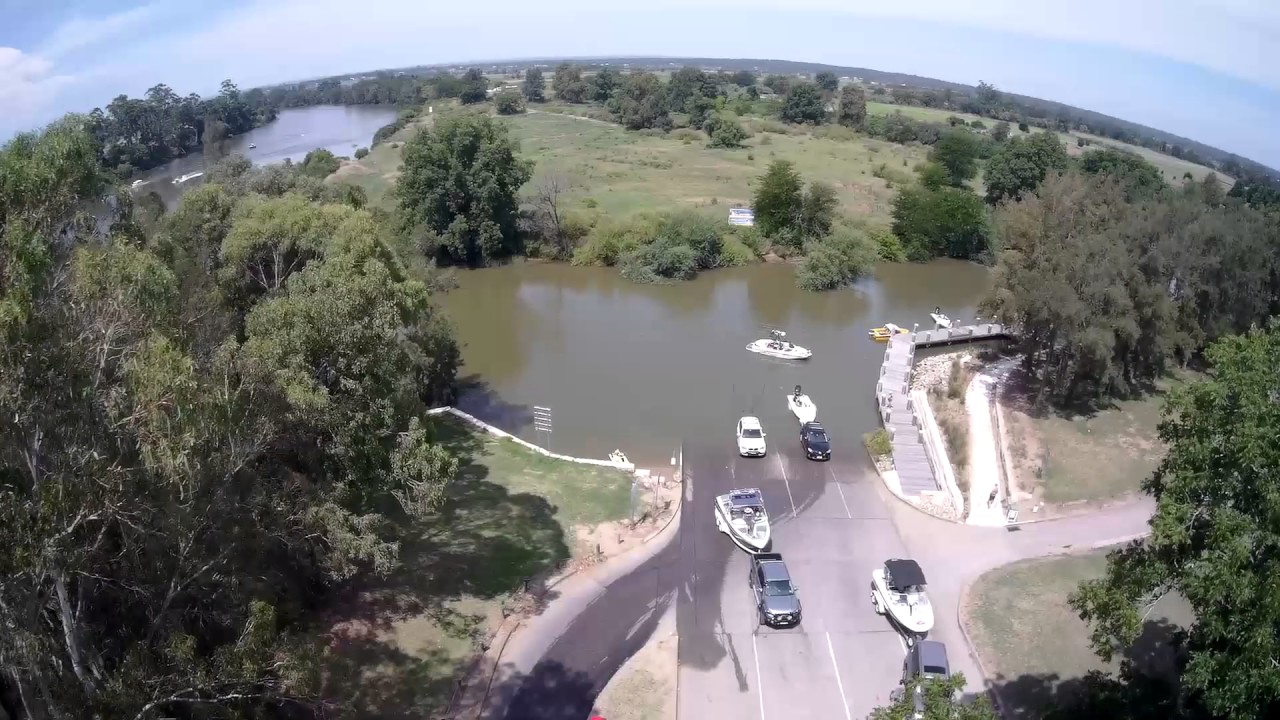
[0,47,74,121]
[37,3,163,58]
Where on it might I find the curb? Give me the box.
[864,446,966,525]
[1004,494,1146,526]
[458,460,686,719]
[952,534,1153,720]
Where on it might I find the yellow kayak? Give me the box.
[868,323,909,342]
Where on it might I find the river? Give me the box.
[442,260,992,466]
[129,105,399,207]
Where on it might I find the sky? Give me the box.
[2,0,1278,169]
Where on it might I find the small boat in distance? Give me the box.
[930,307,953,329]
[714,488,771,552]
[746,329,812,360]
[172,171,204,185]
[786,385,818,424]
[130,179,145,188]
[868,323,909,342]
[248,143,257,149]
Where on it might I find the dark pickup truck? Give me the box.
[749,552,802,627]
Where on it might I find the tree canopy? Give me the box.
[891,183,989,261]
[815,71,839,93]
[458,68,488,105]
[552,63,588,103]
[983,131,1069,204]
[522,67,546,102]
[836,85,868,128]
[1071,325,1280,719]
[870,673,998,720]
[396,113,533,266]
[780,83,827,125]
[609,72,672,131]
[929,128,982,186]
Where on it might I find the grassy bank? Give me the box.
[999,370,1194,506]
[317,414,632,716]
[327,109,436,209]
[964,552,1193,719]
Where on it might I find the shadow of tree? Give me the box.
[988,618,1209,720]
[455,374,535,435]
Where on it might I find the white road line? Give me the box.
[776,453,797,517]
[825,633,854,720]
[829,467,851,519]
[752,631,767,720]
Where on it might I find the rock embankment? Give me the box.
[910,351,975,392]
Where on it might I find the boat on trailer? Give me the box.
[870,558,935,645]
[714,487,771,552]
[786,385,817,424]
[746,329,812,360]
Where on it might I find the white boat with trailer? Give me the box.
[746,328,812,360]
[786,385,817,424]
[870,558,935,645]
[714,488,771,552]
[930,307,953,329]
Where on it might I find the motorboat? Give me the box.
[130,179,145,188]
[714,488,771,552]
[868,323,909,342]
[870,558,935,644]
[248,143,257,149]
[930,307,953,329]
[173,171,204,185]
[786,385,817,424]
[746,329,812,360]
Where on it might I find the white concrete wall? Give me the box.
[910,389,965,517]
[426,407,636,472]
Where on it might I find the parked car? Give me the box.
[800,421,831,461]
[736,416,767,457]
[749,552,802,627]
[892,640,952,719]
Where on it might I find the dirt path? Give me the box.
[525,108,616,127]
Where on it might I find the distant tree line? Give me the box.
[85,79,276,176]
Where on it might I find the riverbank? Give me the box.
[314,413,677,716]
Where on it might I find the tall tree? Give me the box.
[731,70,756,87]
[588,66,621,103]
[836,84,867,128]
[929,129,982,186]
[552,63,587,103]
[458,68,488,105]
[891,184,990,260]
[752,160,804,239]
[1070,325,1280,720]
[991,120,1011,142]
[870,673,998,720]
[814,71,839,93]
[608,72,672,131]
[667,66,717,114]
[396,114,533,266]
[522,67,546,102]
[1079,148,1167,200]
[983,131,1069,204]
[780,83,826,125]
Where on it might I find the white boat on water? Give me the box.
[130,179,146,189]
[746,329,812,360]
[786,385,817,424]
[173,171,204,185]
[714,488,771,552]
[930,307,953,329]
[870,558,935,644]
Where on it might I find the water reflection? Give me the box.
[442,260,992,464]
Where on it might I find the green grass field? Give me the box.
[504,108,928,224]
[317,413,632,717]
[327,110,436,208]
[965,552,1194,718]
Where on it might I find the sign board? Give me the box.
[728,207,755,227]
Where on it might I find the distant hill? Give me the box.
[280,55,1278,179]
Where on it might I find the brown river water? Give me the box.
[441,259,992,466]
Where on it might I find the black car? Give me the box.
[749,553,802,627]
[800,422,831,461]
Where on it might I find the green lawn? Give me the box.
[1002,371,1195,505]
[503,108,928,224]
[327,108,436,209]
[315,413,632,717]
[965,552,1194,719]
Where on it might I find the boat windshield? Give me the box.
[742,428,763,439]
[896,589,929,605]
[763,580,792,596]
[731,505,764,519]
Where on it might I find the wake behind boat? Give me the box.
[714,488,771,552]
[173,171,204,184]
[746,329,812,360]
[786,385,817,424]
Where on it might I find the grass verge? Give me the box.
[1000,369,1195,506]
[314,414,632,717]
[964,552,1193,719]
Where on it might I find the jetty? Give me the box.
[874,322,1009,497]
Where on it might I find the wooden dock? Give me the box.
[875,323,1010,497]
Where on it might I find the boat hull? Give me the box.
[746,340,812,360]
[870,571,935,639]
[714,503,771,552]
[930,313,953,328]
[786,394,817,424]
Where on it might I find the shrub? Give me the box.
[863,428,892,458]
[672,128,703,142]
[575,210,750,281]
[619,241,698,283]
[946,358,969,399]
[354,147,369,160]
[938,412,969,471]
[795,229,876,291]
[813,124,860,142]
[583,197,598,209]
[494,91,525,115]
[719,235,758,266]
[731,225,764,255]
[866,225,906,262]
[705,114,749,148]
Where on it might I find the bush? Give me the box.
[574,210,751,281]
[705,113,749,148]
[795,229,876,291]
[672,128,703,142]
[731,225,764,255]
[866,225,906,261]
[863,428,892,458]
[354,147,369,160]
[719,235,758,266]
[494,91,525,115]
[813,124,860,142]
[300,148,340,178]
[946,358,969,399]
[619,241,698,283]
